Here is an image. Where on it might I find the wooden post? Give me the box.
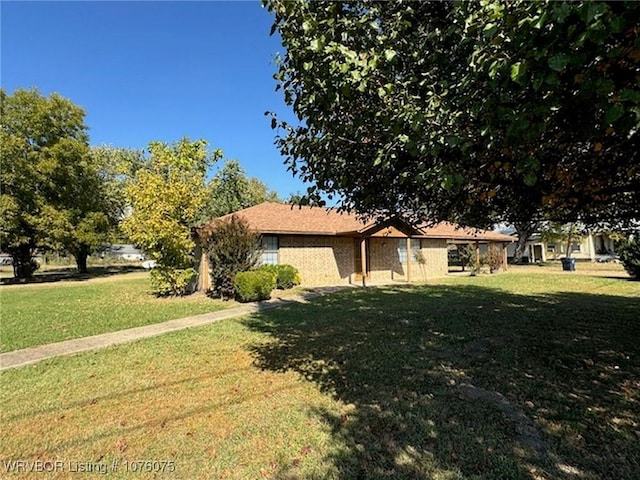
[475,241,480,267]
[406,237,412,283]
[502,242,508,271]
[198,249,210,292]
[360,238,367,287]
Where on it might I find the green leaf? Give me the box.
[532,12,547,29]
[532,75,544,91]
[604,105,624,125]
[384,49,396,62]
[548,54,569,72]
[609,15,626,34]
[310,38,322,52]
[620,89,640,103]
[523,172,537,187]
[483,22,498,37]
[510,62,526,84]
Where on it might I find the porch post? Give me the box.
[587,232,596,261]
[406,237,412,283]
[502,242,508,271]
[198,249,211,292]
[360,238,367,287]
[475,241,480,267]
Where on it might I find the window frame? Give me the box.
[261,235,279,265]
[398,238,421,263]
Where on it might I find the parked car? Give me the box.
[141,260,157,270]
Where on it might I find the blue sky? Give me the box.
[1,0,307,197]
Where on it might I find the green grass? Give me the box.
[1,272,639,479]
[0,272,229,352]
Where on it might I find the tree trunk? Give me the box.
[74,245,90,274]
[11,244,38,279]
[513,221,538,264]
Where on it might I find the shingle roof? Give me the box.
[205,203,515,242]
[417,222,517,242]
[216,202,366,235]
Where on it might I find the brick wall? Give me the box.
[368,238,448,282]
[278,235,354,286]
[277,235,448,286]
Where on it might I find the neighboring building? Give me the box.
[504,230,619,263]
[102,244,145,261]
[196,203,515,287]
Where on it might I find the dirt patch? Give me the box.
[458,382,548,457]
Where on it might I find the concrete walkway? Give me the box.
[0,286,352,371]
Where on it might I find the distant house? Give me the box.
[103,244,145,262]
[504,230,618,263]
[196,203,515,287]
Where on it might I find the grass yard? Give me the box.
[1,272,639,479]
[0,272,230,352]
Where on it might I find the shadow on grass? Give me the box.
[243,284,640,480]
[0,265,146,286]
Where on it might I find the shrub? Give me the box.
[233,270,276,302]
[458,243,475,272]
[198,216,262,299]
[486,245,504,273]
[257,264,301,289]
[618,233,640,280]
[150,267,197,296]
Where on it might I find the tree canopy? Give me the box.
[266,1,640,227]
[0,88,118,276]
[200,159,280,220]
[122,138,222,294]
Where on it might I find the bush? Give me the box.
[233,270,276,302]
[486,245,504,273]
[618,233,640,280]
[458,243,475,272]
[198,216,262,299]
[150,267,197,296]
[257,264,301,289]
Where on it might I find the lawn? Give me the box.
[1,272,638,479]
[0,271,230,352]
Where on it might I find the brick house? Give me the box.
[196,202,515,287]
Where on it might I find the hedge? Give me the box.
[257,264,301,289]
[233,270,276,302]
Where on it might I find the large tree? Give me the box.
[200,159,280,220]
[123,138,222,295]
[266,1,640,227]
[0,88,113,277]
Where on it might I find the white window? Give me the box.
[571,242,582,253]
[261,236,278,265]
[398,239,420,262]
[547,244,556,253]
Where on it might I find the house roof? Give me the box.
[417,222,517,242]
[203,203,515,242]
[216,202,367,235]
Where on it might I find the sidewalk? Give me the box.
[0,286,352,371]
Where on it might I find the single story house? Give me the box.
[196,203,515,288]
[101,244,145,262]
[503,231,619,263]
